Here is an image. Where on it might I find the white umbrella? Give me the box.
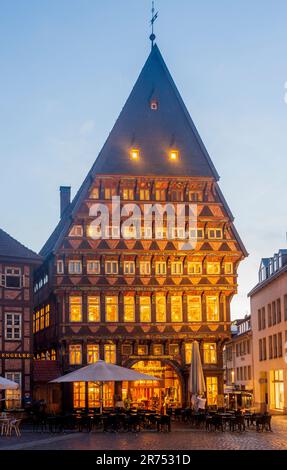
[0,376,19,390]
[189,341,206,409]
[50,360,160,412]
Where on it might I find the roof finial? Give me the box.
[150,1,158,49]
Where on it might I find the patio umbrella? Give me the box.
[0,375,19,390]
[189,341,206,408]
[50,360,160,412]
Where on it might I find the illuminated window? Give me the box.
[5,313,21,340]
[124,296,135,322]
[156,294,166,322]
[206,377,218,405]
[155,226,166,239]
[169,344,180,356]
[155,189,166,201]
[122,225,137,239]
[103,225,120,239]
[153,344,163,355]
[169,150,178,161]
[203,343,217,364]
[69,345,82,365]
[69,296,82,322]
[105,260,118,275]
[35,310,40,332]
[45,304,50,328]
[185,343,193,364]
[87,344,100,364]
[122,189,134,200]
[68,261,82,274]
[87,260,101,274]
[207,262,221,275]
[57,260,64,274]
[104,187,116,199]
[5,372,21,409]
[130,149,140,160]
[189,228,204,239]
[138,345,148,356]
[69,225,83,237]
[88,296,101,322]
[104,344,116,363]
[105,296,118,322]
[51,349,56,360]
[171,295,183,322]
[224,263,233,274]
[208,228,222,239]
[40,308,45,330]
[188,262,202,275]
[140,296,151,322]
[87,224,102,238]
[172,227,185,239]
[187,296,202,322]
[90,187,99,199]
[123,261,135,275]
[155,261,166,275]
[139,189,150,200]
[88,382,100,407]
[139,261,151,275]
[73,382,85,408]
[206,296,220,322]
[171,261,183,275]
[141,226,152,239]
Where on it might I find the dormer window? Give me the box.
[169,150,178,161]
[130,149,140,160]
[150,99,158,110]
[90,187,99,199]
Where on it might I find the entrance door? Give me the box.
[122,360,182,410]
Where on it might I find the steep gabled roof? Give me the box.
[0,228,42,263]
[40,45,247,259]
[91,44,219,178]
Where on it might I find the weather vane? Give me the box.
[150,1,159,49]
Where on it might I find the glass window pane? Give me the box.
[171,296,182,322]
[206,296,219,322]
[187,296,201,322]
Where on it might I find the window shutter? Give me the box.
[22,275,25,288]
[0,274,5,287]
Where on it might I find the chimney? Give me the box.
[60,186,71,218]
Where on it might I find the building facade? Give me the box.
[224,316,253,409]
[34,44,247,411]
[0,229,41,408]
[249,249,287,413]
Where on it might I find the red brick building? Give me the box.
[0,228,41,408]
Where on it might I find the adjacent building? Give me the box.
[224,315,253,409]
[249,249,287,413]
[0,229,41,408]
[33,44,247,411]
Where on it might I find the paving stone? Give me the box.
[1,416,287,450]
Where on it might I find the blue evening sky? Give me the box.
[0,0,287,319]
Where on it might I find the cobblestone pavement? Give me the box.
[1,416,287,450]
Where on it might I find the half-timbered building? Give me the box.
[0,228,41,408]
[34,44,247,410]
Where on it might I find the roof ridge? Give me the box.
[0,228,42,261]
